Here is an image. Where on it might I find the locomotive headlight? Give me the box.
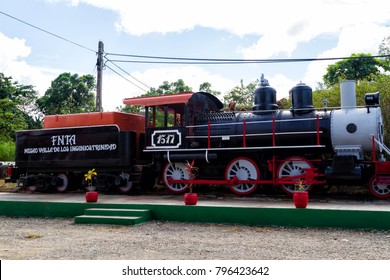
[365,92,380,106]
[331,107,383,152]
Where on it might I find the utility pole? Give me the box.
[96,41,104,112]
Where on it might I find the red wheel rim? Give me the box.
[225,157,259,195]
[369,176,390,199]
[277,156,314,195]
[163,162,190,193]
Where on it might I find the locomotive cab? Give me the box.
[124,92,193,151]
[123,91,224,151]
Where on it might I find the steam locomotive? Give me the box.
[7,77,390,199]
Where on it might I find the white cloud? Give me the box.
[61,0,390,59]
[0,33,31,62]
[0,33,236,112]
[52,1,390,87]
[5,0,390,112]
[239,1,390,59]
[0,32,59,95]
[303,23,390,89]
[267,74,298,100]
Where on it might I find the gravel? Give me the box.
[1,217,390,260]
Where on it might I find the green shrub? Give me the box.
[0,141,15,161]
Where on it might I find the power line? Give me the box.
[105,58,151,90]
[105,64,148,92]
[107,59,282,65]
[105,53,390,65]
[0,10,96,53]
[0,10,152,93]
[4,9,389,91]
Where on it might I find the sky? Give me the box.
[1,0,390,111]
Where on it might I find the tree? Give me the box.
[277,97,290,109]
[0,73,41,141]
[117,79,193,126]
[145,79,192,96]
[323,53,385,87]
[223,79,258,109]
[118,79,225,127]
[312,74,390,146]
[37,73,96,115]
[116,104,142,114]
[118,79,194,114]
[199,82,221,96]
[0,73,40,115]
[379,35,390,70]
[199,82,212,92]
[0,99,28,141]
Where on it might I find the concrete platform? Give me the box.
[0,192,390,230]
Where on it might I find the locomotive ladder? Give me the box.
[372,135,390,157]
[371,135,390,185]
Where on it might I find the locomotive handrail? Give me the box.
[186,130,322,139]
[249,105,378,114]
[144,145,326,152]
[314,105,379,110]
[186,116,323,128]
[184,113,323,149]
[372,135,390,156]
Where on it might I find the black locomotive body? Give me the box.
[7,77,390,199]
[124,77,388,198]
[16,125,135,171]
[12,125,139,193]
[192,109,331,150]
[192,81,331,150]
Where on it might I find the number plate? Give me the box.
[151,130,182,148]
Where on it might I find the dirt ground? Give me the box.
[1,179,389,260]
[1,216,390,260]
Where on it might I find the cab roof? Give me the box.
[123,92,194,107]
[123,91,224,114]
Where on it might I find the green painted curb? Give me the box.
[1,200,390,230]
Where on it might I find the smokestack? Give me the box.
[340,80,356,109]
